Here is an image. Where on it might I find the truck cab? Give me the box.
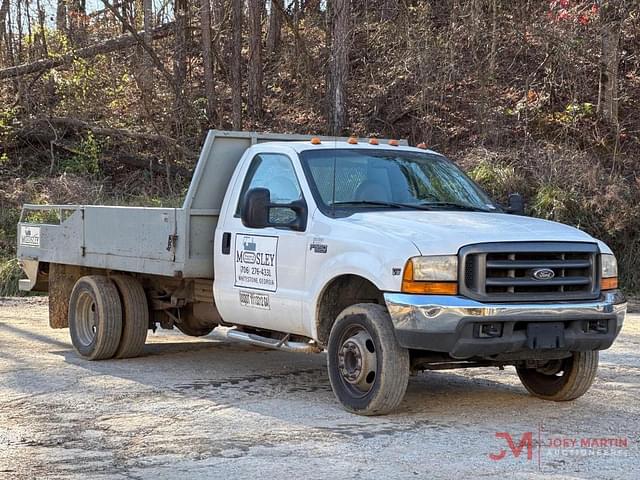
[17,131,627,415]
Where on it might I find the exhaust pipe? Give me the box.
[226,328,321,354]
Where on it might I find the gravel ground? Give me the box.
[0,297,638,479]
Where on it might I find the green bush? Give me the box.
[530,185,577,223]
[467,160,525,204]
[58,132,101,176]
[0,258,23,297]
[0,206,20,257]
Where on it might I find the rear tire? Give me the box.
[327,303,410,415]
[516,351,599,401]
[69,275,122,360]
[111,275,149,359]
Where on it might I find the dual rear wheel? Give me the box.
[69,275,148,360]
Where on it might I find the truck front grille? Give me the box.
[459,242,600,302]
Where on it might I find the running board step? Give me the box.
[226,328,321,354]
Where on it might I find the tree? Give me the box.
[173,0,189,132]
[141,0,154,97]
[597,0,626,126]
[327,0,350,135]
[231,0,242,129]
[0,0,9,56]
[267,0,282,55]
[200,0,217,124]
[56,0,67,32]
[248,0,264,121]
[68,0,88,45]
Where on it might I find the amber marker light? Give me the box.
[348,136,358,144]
[388,139,399,146]
[369,137,379,145]
[310,137,322,145]
[417,142,428,149]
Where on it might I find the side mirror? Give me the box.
[241,188,308,231]
[506,193,525,215]
[242,188,271,229]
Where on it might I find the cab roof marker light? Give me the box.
[348,136,358,144]
[369,137,379,145]
[417,142,428,149]
[388,139,399,146]
[310,137,322,145]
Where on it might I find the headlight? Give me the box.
[601,254,617,278]
[402,256,458,294]
[600,254,618,290]
[410,256,458,281]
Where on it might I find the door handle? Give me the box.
[222,232,231,255]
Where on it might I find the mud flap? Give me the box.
[48,264,83,329]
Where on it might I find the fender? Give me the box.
[302,249,414,341]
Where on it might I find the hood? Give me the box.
[343,211,599,255]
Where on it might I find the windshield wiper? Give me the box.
[418,201,493,212]
[331,201,431,210]
[331,200,494,212]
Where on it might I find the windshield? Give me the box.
[299,149,497,215]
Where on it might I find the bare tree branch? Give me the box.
[0,22,174,80]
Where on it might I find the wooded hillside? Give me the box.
[1,0,639,293]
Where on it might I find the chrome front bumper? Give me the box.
[384,290,627,359]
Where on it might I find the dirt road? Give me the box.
[1,298,638,479]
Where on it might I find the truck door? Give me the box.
[214,150,308,336]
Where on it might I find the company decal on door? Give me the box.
[234,234,278,292]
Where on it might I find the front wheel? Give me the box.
[327,303,409,415]
[516,351,599,401]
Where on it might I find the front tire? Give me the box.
[69,275,122,360]
[327,303,409,415]
[516,351,599,401]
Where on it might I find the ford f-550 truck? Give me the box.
[17,130,627,415]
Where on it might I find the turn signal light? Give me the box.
[601,277,618,290]
[310,137,321,145]
[401,281,458,295]
[348,136,358,144]
[388,139,399,146]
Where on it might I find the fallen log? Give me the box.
[14,117,197,161]
[102,152,191,177]
[47,141,188,177]
[0,22,174,80]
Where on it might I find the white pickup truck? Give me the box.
[17,130,627,415]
